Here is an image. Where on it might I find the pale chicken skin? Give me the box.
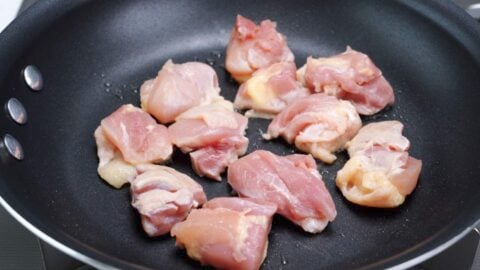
[264,93,361,163]
[140,60,222,124]
[130,165,207,237]
[336,121,422,208]
[94,127,137,188]
[297,47,395,115]
[234,61,311,118]
[228,150,337,233]
[95,104,173,188]
[171,197,276,270]
[226,15,294,83]
[168,100,249,181]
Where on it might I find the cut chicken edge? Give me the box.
[296,63,307,86]
[335,156,406,208]
[190,146,240,181]
[244,109,276,119]
[294,140,337,164]
[94,126,137,189]
[261,132,274,140]
[130,167,207,237]
[139,79,155,112]
[389,156,423,196]
[295,217,330,234]
[133,191,192,237]
[98,157,137,189]
[231,73,253,84]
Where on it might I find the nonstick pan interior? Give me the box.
[0,0,480,269]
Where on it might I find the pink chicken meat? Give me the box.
[140,60,222,124]
[130,165,206,237]
[226,15,294,83]
[297,47,395,115]
[171,197,276,270]
[264,93,361,163]
[336,121,422,208]
[234,61,311,118]
[228,150,336,233]
[94,104,173,188]
[168,100,249,181]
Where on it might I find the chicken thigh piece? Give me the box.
[264,93,361,163]
[228,150,336,233]
[226,15,294,83]
[140,60,222,124]
[171,197,276,270]
[297,47,395,115]
[94,104,173,188]
[168,100,249,180]
[336,121,422,208]
[234,61,310,118]
[131,165,207,237]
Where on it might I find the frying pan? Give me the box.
[0,0,480,269]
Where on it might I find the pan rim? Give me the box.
[0,0,480,269]
[1,192,479,270]
[0,195,117,270]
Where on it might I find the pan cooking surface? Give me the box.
[0,0,480,269]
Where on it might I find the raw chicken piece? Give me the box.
[189,145,240,181]
[264,93,361,163]
[296,47,395,115]
[226,15,294,83]
[94,127,137,188]
[131,165,207,237]
[346,120,410,156]
[101,104,172,164]
[171,197,276,270]
[168,100,249,180]
[228,150,336,233]
[336,121,422,208]
[140,60,222,124]
[95,104,173,188]
[234,62,311,118]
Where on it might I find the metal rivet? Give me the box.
[23,65,43,91]
[3,134,24,160]
[6,98,27,125]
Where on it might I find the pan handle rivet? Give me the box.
[3,134,24,160]
[23,65,43,91]
[5,98,27,125]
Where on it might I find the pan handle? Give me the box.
[467,3,480,20]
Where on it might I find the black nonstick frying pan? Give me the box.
[1,0,480,269]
